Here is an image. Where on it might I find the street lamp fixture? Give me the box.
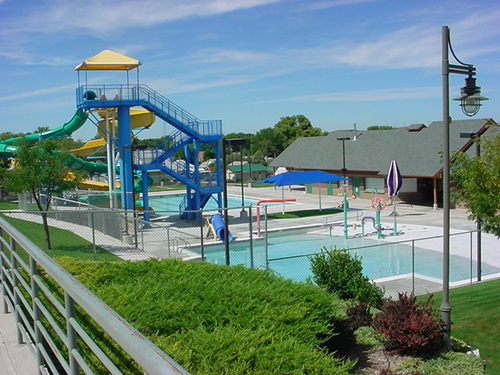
[453,74,489,117]
[441,26,487,348]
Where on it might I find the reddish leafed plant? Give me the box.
[373,292,444,356]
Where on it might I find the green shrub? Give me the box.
[58,257,354,375]
[158,325,353,375]
[398,351,485,375]
[373,293,444,356]
[309,247,384,307]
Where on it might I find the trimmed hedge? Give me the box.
[58,257,354,375]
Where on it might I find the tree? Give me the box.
[252,127,283,157]
[56,137,85,152]
[451,127,500,237]
[273,115,327,152]
[0,131,25,141]
[2,139,86,249]
[367,125,394,130]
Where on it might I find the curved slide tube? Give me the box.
[0,108,152,203]
[210,214,233,243]
[0,109,88,150]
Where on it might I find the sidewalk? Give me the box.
[0,305,38,375]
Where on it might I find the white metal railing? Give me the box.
[0,216,190,375]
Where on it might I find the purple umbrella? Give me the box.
[387,160,403,197]
[386,160,403,223]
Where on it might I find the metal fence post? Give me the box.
[91,211,97,261]
[249,205,254,268]
[30,257,44,370]
[411,240,415,293]
[65,292,79,375]
[469,231,473,284]
[133,211,139,248]
[264,206,269,269]
[200,211,205,261]
[167,227,171,258]
[10,237,23,344]
[0,227,7,313]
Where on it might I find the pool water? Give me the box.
[196,232,500,283]
[139,194,269,212]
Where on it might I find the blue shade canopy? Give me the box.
[387,160,403,197]
[255,170,347,186]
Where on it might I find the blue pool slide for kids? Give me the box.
[210,214,234,243]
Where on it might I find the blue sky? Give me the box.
[0,0,498,141]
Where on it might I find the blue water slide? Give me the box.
[210,214,233,243]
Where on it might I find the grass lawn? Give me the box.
[252,182,275,188]
[428,279,500,374]
[267,208,342,219]
[0,214,121,261]
[0,201,18,210]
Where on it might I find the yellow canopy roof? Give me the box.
[75,50,141,71]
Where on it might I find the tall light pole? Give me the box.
[337,137,350,239]
[222,137,250,265]
[225,138,248,218]
[441,26,487,348]
[337,137,350,179]
[221,138,230,265]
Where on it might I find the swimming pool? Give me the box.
[193,231,500,283]
[139,194,273,212]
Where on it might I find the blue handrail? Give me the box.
[76,84,222,138]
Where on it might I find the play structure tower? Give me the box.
[75,50,224,218]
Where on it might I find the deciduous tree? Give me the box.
[2,139,86,249]
[451,126,500,237]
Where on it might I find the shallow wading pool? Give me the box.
[191,230,500,283]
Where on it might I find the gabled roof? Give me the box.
[75,50,141,71]
[270,118,496,178]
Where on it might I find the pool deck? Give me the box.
[2,185,499,374]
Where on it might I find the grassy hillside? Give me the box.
[58,257,354,375]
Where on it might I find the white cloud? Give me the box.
[148,75,257,95]
[18,0,283,35]
[251,86,439,104]
[0,84,74,102]
[299,0,380,11]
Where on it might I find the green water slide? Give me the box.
[0,109,88,152]
[0,109,109,174]
[0,108,151,206]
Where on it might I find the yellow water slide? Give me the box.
[70,108,155,191]
[96,108,155,140]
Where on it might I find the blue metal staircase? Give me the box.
[77,84,223,217]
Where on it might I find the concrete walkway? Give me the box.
[0,305,38,374]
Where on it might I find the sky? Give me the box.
[0,0,499,142]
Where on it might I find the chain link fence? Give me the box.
[2,193,498,297]
[2,193,259,263]
[266,229,499,297]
